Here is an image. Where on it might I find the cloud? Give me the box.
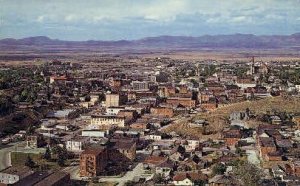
[0,0,299,40]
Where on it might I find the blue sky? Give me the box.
[0,0,300,40]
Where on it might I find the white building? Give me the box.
[91,115,125,128]
[66,136,90,152]
[106,106,125,115]
[0,167,33,185]
[81,130,108,138]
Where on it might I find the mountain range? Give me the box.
[1,33,300,51]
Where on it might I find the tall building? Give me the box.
[80,148,108,177]
[105,93,127,107]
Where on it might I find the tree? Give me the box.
[233,160,264,186]
[57,155,65,167]
[43,146,51,160]
[212,163,226,175]
[25,155,35,168]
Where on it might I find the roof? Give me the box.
[111,139,136,150]
[81,147,105,156]
[14,171,52,186]
[34,171,70,186]
[0,166,32,176]
[259,137,276,147]
[173,172,207,181]
[144,156,167,165]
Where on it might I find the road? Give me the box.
[63,165,80,180]
[100,163,151,186]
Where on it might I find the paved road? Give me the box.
[63,165,80,180]
[100,163,150,186]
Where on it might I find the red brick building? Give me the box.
[166,97,196,108]
[80,148,108,177]
[150,107,174,117]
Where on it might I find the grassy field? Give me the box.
[11,151,71,170]
[11,152,41,166]
[163,96,300,140]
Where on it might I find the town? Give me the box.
[0,55,299,186]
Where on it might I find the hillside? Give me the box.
[1,33,300,51]
[163,96,300,140]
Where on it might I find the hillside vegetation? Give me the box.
[164,96,300,140]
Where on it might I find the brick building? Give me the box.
[166,97,196,108]
[150,107,174,118]
[80,148,108,177]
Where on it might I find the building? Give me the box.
[26,134,45,148]
[81,130,107,138]
[0,166,33,185]
[34,171,70,186]
[66,136,90,152]
[106,106,125,115]
[109,139,136,162]
[80,148,108,177]
[132,81,149,91]
[173,172,207,186]
[258,137,277,160]
[223,130,242,147]
[90,115,126,128]
[105,93,127,107]
[150,107,174,118]
[49,75,67,84]
[166,97,196,108]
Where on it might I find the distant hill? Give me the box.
[1,33,300,51]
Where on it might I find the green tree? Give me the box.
[25,155,35,168]
[57,155,65,167]
[43,146,51,160]
[212,163,226,175]
[233,160,264,186]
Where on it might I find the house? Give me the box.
[166,97,196,108]
[80,148,108,177]
[0,166,33,185]
[132,81,149,91]
[183,139,200,152]
[173,172,207,186]
[109,139,137,162]
[155,160,174,178]
[223,129,242,147]
[90,115,125,128]
[106,106,125,115]
[105,93,127,107]
[143,156,168,169]
[117,109,138,123]
[150,107,174,118]
[229,112,249,121]
[66,136,90,152]
[208,174,240,186]
[258,137,277,160]
[81,130,107,138]
[26,134,45,148]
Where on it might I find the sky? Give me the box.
[0,0,300,41]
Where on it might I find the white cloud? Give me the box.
[36,15,44,23]
[64,14,77,22]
